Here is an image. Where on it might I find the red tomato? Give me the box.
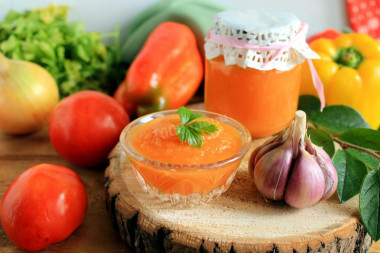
[113,81,138,119]
[49,91,130,167]
[0,164,87,251]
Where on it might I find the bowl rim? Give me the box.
[119,109,252,171]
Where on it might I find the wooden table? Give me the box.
[1,124,380,253]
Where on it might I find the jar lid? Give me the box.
[205,9,320,71]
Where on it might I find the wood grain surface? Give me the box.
[106,141,371,253]
[0,121,380,252]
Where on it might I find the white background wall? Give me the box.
[0,0,349,42]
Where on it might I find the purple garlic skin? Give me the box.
[248,110,338,209]
[249,139,283,177]
[253,139,293,201]
[284,147,326,208]
[313,146,338,200]
[304,139,338,200]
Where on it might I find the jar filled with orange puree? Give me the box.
[204,9,321,138]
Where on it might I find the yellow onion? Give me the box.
[0,54,59,134]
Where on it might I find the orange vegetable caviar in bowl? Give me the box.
[119,109,252,205]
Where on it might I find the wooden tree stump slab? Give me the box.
[105,138,372,253]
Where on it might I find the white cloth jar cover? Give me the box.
[205,9,320,71]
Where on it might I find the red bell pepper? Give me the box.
[113,82,138,119]
[307,29,342,44]
[124,22,203,115]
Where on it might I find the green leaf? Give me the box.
[313,105,371,134]
[176,125,204,149]
[297,95,321,121]
[333,150,368,203]
[76,44,90,62]
[187,128,204,149]
[340,128,380,151]
[187,121,218,135]
[176,125,188,144]
[360,168,380,241]
[177,107,203,125]
[346,148,380,170]
[308,128,335,158]
[38,41,56,59]
[176,107,218,148]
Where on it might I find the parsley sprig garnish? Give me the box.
[176,107,218,148]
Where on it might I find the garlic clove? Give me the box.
[251,131,285,161]
[315,155,338,200]
[314,146,338,200]
[254,139,293,201]
[284,147,326,208]
[249,140,284,176]
[305,138,338,200]
[314,144,331,162]
[249,130,287,177]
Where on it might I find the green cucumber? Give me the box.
[122,0,225,63]
[126,0,173,37]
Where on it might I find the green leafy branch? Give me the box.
[332,136,380,161]
[299,95,380,241]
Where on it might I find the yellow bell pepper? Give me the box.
[301,33,380,129]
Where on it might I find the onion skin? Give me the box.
[0,55,59,134]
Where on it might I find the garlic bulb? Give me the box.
[249,110,338,208]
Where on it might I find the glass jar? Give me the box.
[204,9,320,138]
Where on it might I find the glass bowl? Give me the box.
[119,109,252,205]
